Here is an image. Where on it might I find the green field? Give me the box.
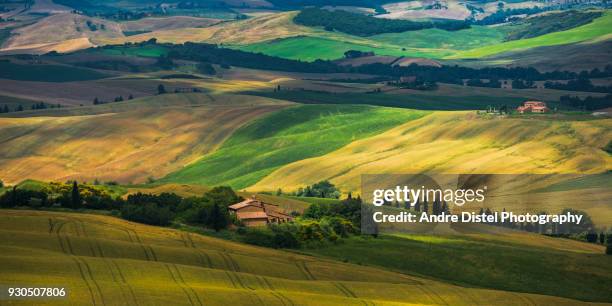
[0,61,108,82]
[97,44,169,58]
[370,25,509,52]
[236,23,512,61]
[1,210,595,305]
[449,10,612,59]
[304,232,612,302]
[161,105,427,189]
[237,36,450,61]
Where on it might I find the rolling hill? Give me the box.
[447,10,612,59]
[0,93,292,185]
[305,229,611,302]
[160,104,428,189]
[251,112,611,193]
[0,209,603,305]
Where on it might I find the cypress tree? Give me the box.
[71,181,81,209]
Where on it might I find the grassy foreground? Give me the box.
[0,210,599,305]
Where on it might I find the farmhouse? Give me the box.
[517,101,549,113]
[228,196,293,227]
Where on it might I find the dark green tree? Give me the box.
[71,181,82,209]
[209,202,228,232]
[157,84,167,95]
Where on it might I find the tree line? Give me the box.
[92,42,612,91]
[294,8,470,37]
[0,103,61,113]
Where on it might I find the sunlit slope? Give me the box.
[0,93,291,185]
[162,105,428,189]
[107,12,310,45]
[0,210,596,306]
[239,25,508,61]
[448,11,612,59]
[252,112,611,193]
[1,13,120,53]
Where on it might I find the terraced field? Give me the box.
[0,210,600,305]
[161,105,428,189]
[0,93,292,185]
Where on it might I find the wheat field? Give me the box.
[0,210,597,306]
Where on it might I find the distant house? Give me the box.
[517,101,549,114]
[228,196,293,227]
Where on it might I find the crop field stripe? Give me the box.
[276,292,295,306]
[147,245,158,261]
[226,253,241,272]
[261,276,274,290]
[220,252,237,271]
[126,228,151,261]
[197,250,213,268]
[232,271,248,290]
[72,218,99,257]
[71,256,97,306]
[165,264,197,306]
[270,292,287,306]
[419,285,448,306]
[79,257,107,306]
[224,271,238,289]
[174,264,204,306]
[335,282,357,298]
[256,275,274,291]
[250,292,265,305]
[103,259,129,304]
[54,221,74,255]
[111,259,139,306]
[297,261,315,280]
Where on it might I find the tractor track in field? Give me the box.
[72,256,106,306]
[419,285,449,306]
[334,282,357,298]
[219,251,241,272]
[165,263,203,306]
[271,291,295,306]
[250,291,265,305]
[71,256,98,306]
[256,275,274,291]
[296,261,315,280]
[124,227,155,261]
[110,259,139,306]
[181,233,213,269]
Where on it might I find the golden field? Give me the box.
[252,112,611,192]
[0,209,600,306]
[0,93,291,185]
